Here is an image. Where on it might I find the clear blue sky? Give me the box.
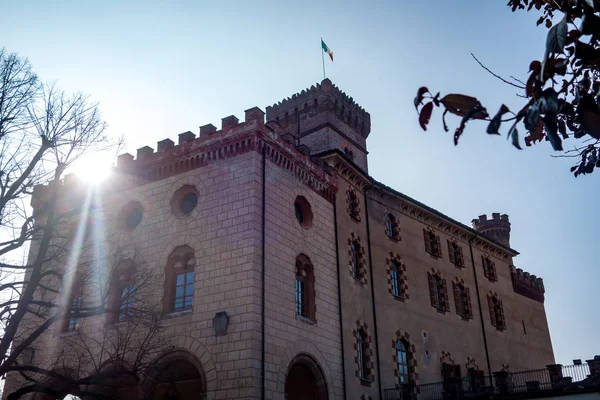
[1,0,597,365]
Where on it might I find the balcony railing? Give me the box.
[384,363,597,400]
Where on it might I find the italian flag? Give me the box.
[321,39,333,61]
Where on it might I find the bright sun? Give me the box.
[69,152,113,183]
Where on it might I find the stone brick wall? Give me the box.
[262,154,343,399]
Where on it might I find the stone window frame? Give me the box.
[447,239,465,268]
[452,278,473,321]
[482,255,497,282]
[386,254,408,301]
[423,228,442,258]
[348,233,367,285]
[427,269,450,313]
[117,201,144,232]
[295,253,316,323]
[392,331,418,390]
[170,185,200,217]
[353,321,374,385]
[347,187,361,222]
[106,259,136,326]
[164,245,196,315]
[487,291,506,331]
[385,213,401,242]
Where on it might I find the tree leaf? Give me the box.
[419,102,434,131]
[525,117,545,147]
[486,104,510,135]
[454,105,484,145]
[524,102,541,131]
[558,119,568,139]
[440,94,488,119]
[543,114,563,151]
[442,108,449,132]
[507,121,522,150]
[546,14,567,54]
[415,87,429,111]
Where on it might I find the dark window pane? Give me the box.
[180,192,198,215]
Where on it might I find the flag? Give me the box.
[321,39,333,61]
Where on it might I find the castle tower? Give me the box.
[265,78,371,171]
[472,213,512,247]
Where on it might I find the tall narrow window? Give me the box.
[488,293,506,331]
[428,270,449,312]
[423,228,442,258]
[447,240,464,268]
[482,255,497,282]
[165,246,196,314]
[390,261,400,297]
[396,340,411,385]
[357,329,368,380]
[67,294,83,332]
[295,254,315,321]
[351,240,361,280]
[386,214,400,241]
[107,260,136,325]
[348,189,360,220]
[62,277,84,333]
[452,280,473,320]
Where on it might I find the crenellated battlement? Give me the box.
[31,105,339,212]
[472,213,511,248]
[265,78,371,139]
[116,107,266,170]
[509,265,545,303]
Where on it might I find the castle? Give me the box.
[5,79,554,399]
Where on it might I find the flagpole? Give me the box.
[321,37,326,80]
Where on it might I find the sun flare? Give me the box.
[69,152,113,183]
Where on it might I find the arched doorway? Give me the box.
[151,358,205,400]
[284,354,328,400]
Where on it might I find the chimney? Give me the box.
[472,213,511,247]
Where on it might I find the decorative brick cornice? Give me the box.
[368,185,517,261]
[509,265,545,303]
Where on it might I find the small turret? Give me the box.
[265,79,371,171]
[472,213,511,248]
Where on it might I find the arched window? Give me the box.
[164,246,196,314]
[351,241,361,280]
[107,260,135,325]
[396,340,411,385]
[295,254,315,321]
[386,214,399,240]
[357,329,368,380]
